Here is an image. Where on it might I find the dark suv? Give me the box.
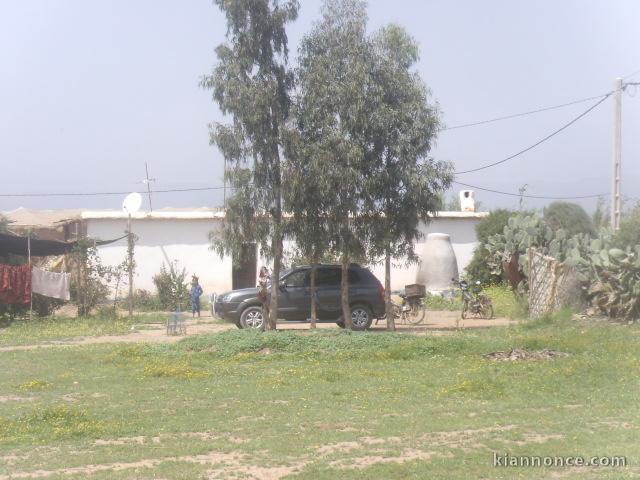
[214,264,385,330]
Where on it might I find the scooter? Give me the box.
[452,278,494,319]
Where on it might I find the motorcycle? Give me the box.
[452,278,494,319]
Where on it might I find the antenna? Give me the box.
[143,162,156,212]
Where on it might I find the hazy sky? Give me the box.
[1,0,638,213]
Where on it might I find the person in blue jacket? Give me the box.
[190,275,203,318]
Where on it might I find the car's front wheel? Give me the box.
[350,304,373,331]
[240,306,265,330]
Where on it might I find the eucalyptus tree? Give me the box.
[201,0,299,330]
[362,25,452,330]
[282,133,333,328]
[294,0,372,330]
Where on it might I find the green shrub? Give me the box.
[32,293,65,317]
[69,242,121,317]
[95,304,118,320]
[119,289,163,312]
[153,264,190,311]
[543,201,595,237]
[465,209,513,284]
[613,202,640,249]
[424,292,462,311]
[483,284,526,319]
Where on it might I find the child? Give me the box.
[190,275,203,318]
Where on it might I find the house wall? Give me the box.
[87,214,484,297]
[86,218,232,297]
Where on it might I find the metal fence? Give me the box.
[527,247,582,317]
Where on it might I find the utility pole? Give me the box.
[143,162,156,212]
[611,78,622,231]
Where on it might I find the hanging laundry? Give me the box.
[0,264,31,305]
[31,266,70,301]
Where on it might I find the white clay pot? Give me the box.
[416,233,459,291]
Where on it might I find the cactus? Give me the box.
[583,244,640,320]
[486,212,639,321]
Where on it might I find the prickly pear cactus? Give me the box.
[487,212,638,321]
[485,213,571,282]
[570,237,640,321]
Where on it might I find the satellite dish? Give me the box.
[122,192,142,214]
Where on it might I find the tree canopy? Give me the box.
[202,0,300,329]
[543,201,595,237]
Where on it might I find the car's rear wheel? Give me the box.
[240,306,265,330]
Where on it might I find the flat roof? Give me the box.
[2,208,488,224]
[81,210,489,220]
[81,209,226,220]
[2,207,82,227]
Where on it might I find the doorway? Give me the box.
[232,243,257,290]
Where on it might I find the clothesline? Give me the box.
[0,263,71,306]
[0,232,128,257]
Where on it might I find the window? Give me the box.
[316,268,341,286]
[283,269,309,287]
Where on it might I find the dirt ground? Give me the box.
[0,311,514,352]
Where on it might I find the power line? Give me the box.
[0,185,229,198]
[622,67,640,79]
[0,87,625,201]
[454,92,612,175]
[453,181,607,200]
[440,92,612,131]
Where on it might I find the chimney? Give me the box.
[459,190,475,212]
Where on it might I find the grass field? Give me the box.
[0,314,163,347]
[0,311,638,479]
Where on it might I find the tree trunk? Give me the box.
[268,230,282,331]
[77,249,88,317]
[310,262,317,329]
[75,257,83,318]
[385,246,395,331]
[341,247,352,330]
[268,156,283,331]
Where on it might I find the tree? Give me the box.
[362,24,451,330]
[592,196,610,231]
[294,0,371,330]
[202,0,299,330]
[543,201,595,237]
[282,134,334,329]
[444,193,461,212]
[0,215,8,233]
[613,201,640,249]
[465,209,513,284]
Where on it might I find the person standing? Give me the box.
[257,266,270,320]
[190,275,203,318]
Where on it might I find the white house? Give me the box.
[3,197,488,296]
[77,210,487,296]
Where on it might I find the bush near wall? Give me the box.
[152,264,190,311]
[465,209,513,285]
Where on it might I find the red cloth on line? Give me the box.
[0,264,32,305]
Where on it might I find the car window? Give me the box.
[283,269,309,287]
[348,269,361,284]
[316,268,341,286]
